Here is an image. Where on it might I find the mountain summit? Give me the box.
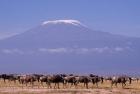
[0,19,116,47]
[42,19,85,27]
[0,20,140,74]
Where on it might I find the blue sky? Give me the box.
[0,0,140,38]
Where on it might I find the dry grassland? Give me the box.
[0,80,139,94]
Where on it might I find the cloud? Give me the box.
[2,49,12,54]
[0,46,130,55]
[38,46,127,54]
[91,47,110,53]
[39,48,67,53]
[74,47,109,54]
[1,49,24,54]
[114,47,124,52]
[75,48,89,54]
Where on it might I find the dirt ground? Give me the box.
[0,80,140,94]
[0,88,140,94]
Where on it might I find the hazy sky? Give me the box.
[0,0,140,38]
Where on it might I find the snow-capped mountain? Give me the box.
[0,19,140,74]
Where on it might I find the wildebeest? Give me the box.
[39,75,50,87]
[132,77,139,83]
[19,74,38,87]
[89,74,103,88]
[43,74,64,89]
[0,74,19,83]
[0,73,137,89]
[63,75,77,88]
[111,76,131,88]
[32,74,43,82]
[75,76,91,89]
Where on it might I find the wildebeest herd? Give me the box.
[0,74,139,89]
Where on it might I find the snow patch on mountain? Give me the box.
[42,19,86,27]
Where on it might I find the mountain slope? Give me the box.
[0,20,140,74]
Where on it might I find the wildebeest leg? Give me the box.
[85,83,88,89]
[47,82,51,88]
[115,82,118,88]
[83,83,86,88]
[41,82,44,88]
[14,80,16,84]
[111,83,113,88]
[21,83,24,89]
[137,79,139,83]
[25,81,28,87]
[76,83,79,89]
[66,82,69,88]
[65,82,68,88]
[54,83,56,89]
[74,82,78,89]
[57,83,60,89]
[46,82,48,88]
[37,82,39,89]
[31,81,34,88]
[124,82,126,86]
[3,78,6,83]
[70,83,73,88]
[8,80,10,87]
[96,82,98,88]
[9,80,13,87]
[46,82,49,88]
[18,79,21,85]
[122,82,126,88]
[62,82,65,89]
[129,79,132,84]
[111,81,113,88]
[20,80,24,89]
[101,79,104,84]
[37,81,41,88]
[122,83,124,88]
[92,82,94,88]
